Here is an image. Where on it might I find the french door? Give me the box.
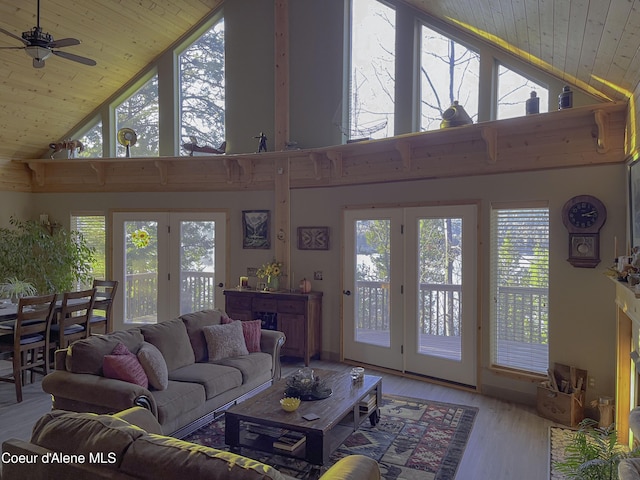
[343,204,477,386]
[111,211,227,329]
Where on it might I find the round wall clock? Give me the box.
[561,195,607,268]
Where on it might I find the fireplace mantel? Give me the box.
[613,277,638,445]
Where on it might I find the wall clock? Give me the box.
[561,195,607,268]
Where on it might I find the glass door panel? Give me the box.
[343,209,403,371]
[179,220,216,314]
[354,219,391,347]
[123,220,159,324]
[417,217,462,361]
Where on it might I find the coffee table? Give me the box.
[224,368,382,465]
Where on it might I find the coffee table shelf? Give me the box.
[225,368,382,465]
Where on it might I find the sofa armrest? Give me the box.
[319,455,381,480]
[260,329,286,379]
[114,406,163,434]
[41,370,157,417]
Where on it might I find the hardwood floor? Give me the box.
[0,359,558,479]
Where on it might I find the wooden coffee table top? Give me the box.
[226,368,381,434]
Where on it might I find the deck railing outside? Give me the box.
[355,280,547,346]
[125,271,215,320]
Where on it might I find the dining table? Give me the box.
[0,295,108,338]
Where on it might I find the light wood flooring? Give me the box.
[0,359,558,479]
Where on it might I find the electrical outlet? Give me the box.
[313,271,323,280]
[588,376,595,388]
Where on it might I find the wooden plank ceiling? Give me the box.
[0,0,638,163]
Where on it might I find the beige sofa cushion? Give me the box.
[215,352,273,383]
[168,363,243,399]
[180,309,225,362]
[150,380,206,426]
[120,434,286,480]
[31,410,147,470]
[140,318,195,372]
[66,329,145,375]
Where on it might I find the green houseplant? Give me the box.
[0,217,95,294]
[0,277,37,302]
[554,418,640,480]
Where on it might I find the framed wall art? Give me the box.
[297,226,330,250]
[243,210,271,249]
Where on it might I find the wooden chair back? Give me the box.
[0,294,56,402]
[55,288,97,349]
[90,280,118,334]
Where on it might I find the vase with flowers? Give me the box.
[257,259,283,291]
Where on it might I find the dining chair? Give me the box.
[50,288,97,350]
[0,294,57,403]
[89,280,118,335]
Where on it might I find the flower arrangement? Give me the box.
[131,229,150,248]
[256,259,283,280]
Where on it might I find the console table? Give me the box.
[224,289,322,365]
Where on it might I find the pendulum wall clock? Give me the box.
[561,195,607,268]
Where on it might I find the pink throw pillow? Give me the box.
[221,318,262,353]
[103,342,149,388]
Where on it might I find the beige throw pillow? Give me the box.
[137,341,169,390]
[203,322,249,361]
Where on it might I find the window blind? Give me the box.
[490,207,549,375]
[71,214,106,286]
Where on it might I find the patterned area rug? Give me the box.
[184,394,478,480]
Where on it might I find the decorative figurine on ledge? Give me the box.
[182,137,226,156]
[49,139,84,159]
[254,132,268,152]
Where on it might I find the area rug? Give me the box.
[549,426,574,480]
[183,394,478,480]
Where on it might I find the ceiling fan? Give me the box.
[0,0,96,68]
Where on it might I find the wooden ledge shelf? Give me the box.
[12,102,628,193]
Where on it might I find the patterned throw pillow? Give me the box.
[203,321,249,362]
[103,342,149,388]
[221,317,262,353]
[137,341,169,390]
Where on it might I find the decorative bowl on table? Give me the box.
[280,397,301,412]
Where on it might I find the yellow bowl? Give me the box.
[280,397,301,412]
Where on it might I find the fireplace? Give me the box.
[614,280,638,446]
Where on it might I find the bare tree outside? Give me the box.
[348,0,395,140]
[420,25,480,131]
[497,64,548,119]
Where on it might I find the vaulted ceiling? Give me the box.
[0,0,637,163]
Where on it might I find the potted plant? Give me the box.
[0,277,37,303]
[554,418,640,479]
[0,216,95,294]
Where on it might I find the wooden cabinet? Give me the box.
[224,290,322,366]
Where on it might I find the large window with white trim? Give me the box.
[349,0,395,140]
[115,74,159,157]
[490,205,549,375]
[179,17,225,153]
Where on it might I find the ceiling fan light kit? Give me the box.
[0,0,96,68]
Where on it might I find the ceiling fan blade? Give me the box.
[0,27,29,46]
[33,58,45,68]
[49,38,80,48]
[0,46,26,50]
[52,49,96,66]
